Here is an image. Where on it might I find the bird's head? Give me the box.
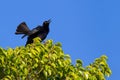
[43,19,51,27]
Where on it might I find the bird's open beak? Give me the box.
[48,19,51,23]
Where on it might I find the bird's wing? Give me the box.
[28,26,43,35]
[38,32,48,41]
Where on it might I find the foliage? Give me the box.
[0,37,112,80]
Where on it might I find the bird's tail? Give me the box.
[15,22,30,38]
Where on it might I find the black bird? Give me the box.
[15,19,51,46]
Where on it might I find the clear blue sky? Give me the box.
[0,0,119,79]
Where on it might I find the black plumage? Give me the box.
[15,19,51,46]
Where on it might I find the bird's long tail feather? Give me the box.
[15,22,30,35]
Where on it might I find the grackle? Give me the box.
[15,19,51,46]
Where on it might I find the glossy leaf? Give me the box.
[0,38,112,79]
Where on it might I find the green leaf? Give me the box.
[35,58,39,63]
[24,68,28,75]
[30,49,37,55]
[76,59,83,66]
[0,47,7,56]
[11,66,17,73]
[35,47,41,52]
[3,75,12,80]
[33,37,41,43]
[43,70,48,78]
[51,63,56,68]
[64,54,70,59]
[48,69,52,76]
[33,63,38,69]
[58,60,62,66]
[84,72,89,79]
[55,42,62,47]
[0,56,5,64]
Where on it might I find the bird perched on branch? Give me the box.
[15,19,51,46]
